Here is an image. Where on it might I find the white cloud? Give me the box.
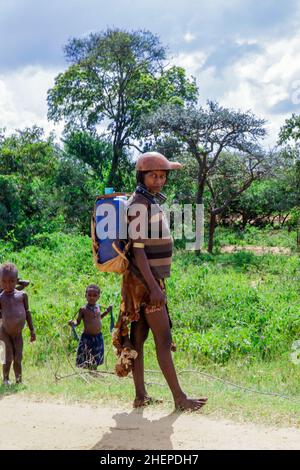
[223,33,300,144]
[0,66,63,139]
[170,50,207,76]
[183,32,196,43]
[234,37,259,46]
[172,30,300,147]
[2,27,300,149]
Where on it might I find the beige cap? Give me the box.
[136,152,182,171]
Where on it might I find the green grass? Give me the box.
[212,225,297,250]
[0,230,300,426]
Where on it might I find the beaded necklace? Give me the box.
[86,303,100,319]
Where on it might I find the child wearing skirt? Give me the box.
[69,284,112,370]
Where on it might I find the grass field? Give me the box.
[209,225,297,250]
[0,228,299,426]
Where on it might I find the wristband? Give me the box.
[133,242,145,248]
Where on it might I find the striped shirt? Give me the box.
[127,191,173,280]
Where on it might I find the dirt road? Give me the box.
[0,396,299,450]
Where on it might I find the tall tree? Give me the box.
[142,101,267,205]
[47,29,198,186]
[63,131,112,181]
[0,127,61,244]
[278,113,300,148]
[205,150,271,252]
[225,149,300,229]
[278,116,300,249]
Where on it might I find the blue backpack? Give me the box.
[91,192,131,274]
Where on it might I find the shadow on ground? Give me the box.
[91,408,181,450]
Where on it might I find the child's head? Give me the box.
[0,263,18,293]
[85,284,101,305]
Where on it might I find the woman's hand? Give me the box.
[132,246,166,306]
[149,284,166,306]
[30,330,36,342]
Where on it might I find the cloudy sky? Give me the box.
[1,0,300,146]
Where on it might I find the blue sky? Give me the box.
[1,0,300,145]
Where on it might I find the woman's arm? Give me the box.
[133,246,165,306]
[128,196,165,306]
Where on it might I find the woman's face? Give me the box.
[143,170,167,193]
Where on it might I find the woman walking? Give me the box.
[113,152,207,411]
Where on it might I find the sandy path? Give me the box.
[0,396,299,450]
[220,245,292,255]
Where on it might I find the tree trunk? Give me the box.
[196,170,205,204]
[107,144,122,187]
[196,162,206,204]
[208,211,216,253]
[194,163,206,255]
[242,212,248,230]
[281,213,289,227]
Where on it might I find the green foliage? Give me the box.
[279,113,300,144]
[53,156,100,234]
[214,225,297,249]
[0,127,62,245]
[225,173,298,228]
[0,126,58,178]
[0,127,103,245]
[0,233,120,364]
[169,248,300,363]
[63,131,112,179]
[141,101,267,178]
[48,29,197,134]
[0,175,21,235]
[1,232,299,369]
[47,28,198,185]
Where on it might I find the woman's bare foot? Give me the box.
[133,396,163,408]
[175,395,208,412]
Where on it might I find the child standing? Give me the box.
[0,263,36,385]
[69,284,112,370]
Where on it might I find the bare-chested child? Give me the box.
[0,263,36,385]
[68,284,112,370]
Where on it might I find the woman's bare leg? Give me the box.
[145,305,207,411]
[130,311,150,406]
[13,361,22,383]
